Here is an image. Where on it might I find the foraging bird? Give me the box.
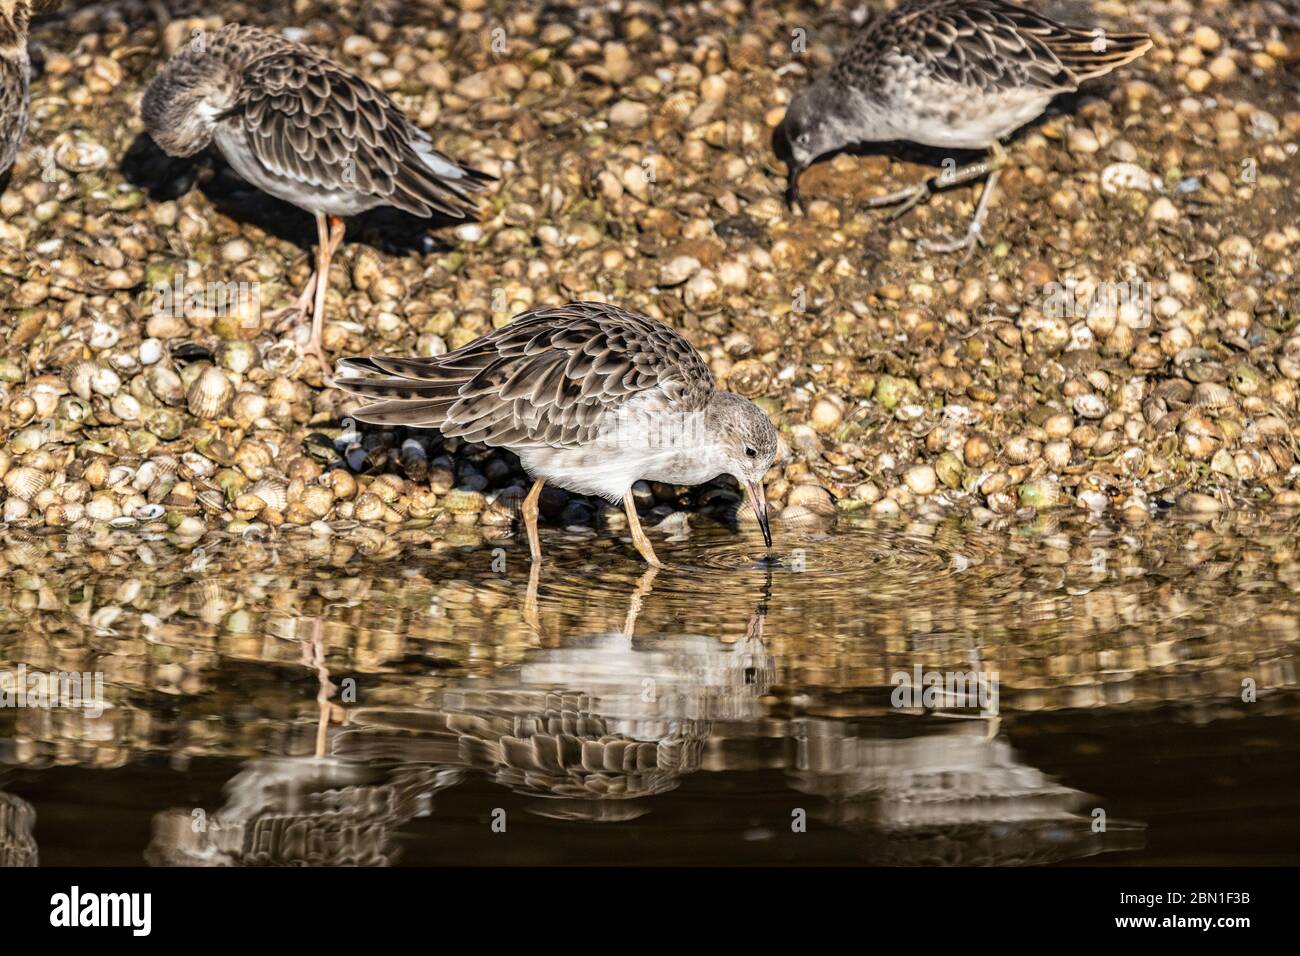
[141,23,492,367]
[777,0,1152,257]
[0,0,61,182]
[332,302,779,567]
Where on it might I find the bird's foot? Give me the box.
[263,305,306,334]
[864,179,933,221]
[917,220,986,263]
[265,275,319,333]
[306,336,330,374]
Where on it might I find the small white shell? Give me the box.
[1101,162,1158,195]
[55,139,110,173]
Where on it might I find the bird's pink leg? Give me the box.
[306,214,346,371]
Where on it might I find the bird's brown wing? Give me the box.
[225,43,491,219]
[333,303,715,448]
[838,0,1151,93]
[0,54,29,173]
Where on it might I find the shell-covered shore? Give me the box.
[2,0,1300,549]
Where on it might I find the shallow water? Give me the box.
[1,511,1299,866]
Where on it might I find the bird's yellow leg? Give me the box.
[622,491,663,568]
[522,478,545,563]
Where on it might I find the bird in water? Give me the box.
[141,23,492,368]
[0,0,62,184]
[777,0,1152,258]
[332,302,779,567]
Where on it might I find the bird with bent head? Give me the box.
[332,302,780,568]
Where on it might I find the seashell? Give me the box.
[145,407,184,441]
[786,482,835,515]
[230,392,268,425]
[186,366,234,419]
[659,91,697,124]
[55,139,110,173]
[88,321,120,350]
[1193,381,1233,409]
[9,425,51,454]
[111,394,141,421]
[66,360,97,400]
[1184,361,1226,384]
[1154,378,1193,403]
[399,438,429,481]
[107,351,139,375]
[146,365,185,405]
[219,341,258,375]
[179,451,217,480]
[234,441,274,479]
[4,467,49,500]
[4,498,31,521]
[262,338,303,375]
[726,359,772,398]
[139,339,164,365]
[1100,162,1158,195]
[1072,393,1108,419]
[247,477,288,512]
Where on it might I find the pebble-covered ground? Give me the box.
[2,0,1300,550]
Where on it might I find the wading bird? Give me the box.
[777,0,1151,257]
[141,23,492,367]
[332,302,779,567]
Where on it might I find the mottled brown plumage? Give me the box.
[336,302,714,448]
[830,0,1153,97]
[141,23,493,366]
[778,0,1152,255]
[334,303,779,565]
[0,0,44,179]
[142,23,491,219]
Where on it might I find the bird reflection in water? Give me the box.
[0,789,38,867]
[788,717,1146,865]
[147,567,774,861]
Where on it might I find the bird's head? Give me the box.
[141,29,242,158]
[775,82,849,211]
[708,392,779,547]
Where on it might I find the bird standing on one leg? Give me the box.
[141,24,492,369]
[331,302,780,567]
[776,0,1152,258]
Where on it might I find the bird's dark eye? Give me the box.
[745,447,757,458]
[796,132,811,147]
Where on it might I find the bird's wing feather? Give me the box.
[838,0,1150,93]
[223,44,492,218]
[334,303,715,448]
[0,54,29,173]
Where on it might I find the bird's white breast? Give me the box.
[515,394,727,502]
[212,124,382,217]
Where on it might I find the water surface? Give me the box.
[2,512,1298,865]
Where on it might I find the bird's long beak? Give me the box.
[785,162,805,213]
[746,481,771,549]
